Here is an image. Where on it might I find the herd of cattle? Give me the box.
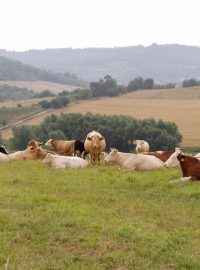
[1,130,200,181]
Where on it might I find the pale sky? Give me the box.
[1,0,200,51]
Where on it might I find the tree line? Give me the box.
[10,113,182,151]
[182,78,200,88]
[0,56,86,87]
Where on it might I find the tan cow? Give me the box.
[45,139,76,156]
[129,139,150,153]
[0,152,11,163]
[27,140,43,149]
[9,140,51,161]
[9,147,39,161]
[84,131,106,165]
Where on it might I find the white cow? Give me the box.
[195,153,200,160]
[164,148,182,168]
[43,153,88,169]
[105,148,164,171]
[0,152,11,163]
[130,140,150,153]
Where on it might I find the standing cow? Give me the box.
[84,131,106,165]
[45,139,76,156]
[129,139,150,153]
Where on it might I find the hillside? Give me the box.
[1,87,200,147]
[0,56,86,86]
[1,44,200,84]
[0,80,79,94]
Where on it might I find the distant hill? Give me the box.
[1,44,200,84]
[0,56,86,86]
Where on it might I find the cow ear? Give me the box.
[39,142,43,146]
[87,136,92,141]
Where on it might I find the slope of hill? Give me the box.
[0,56,86,86]
[0,80,79,94]
[1,87,200,147]
[1,44,200,84]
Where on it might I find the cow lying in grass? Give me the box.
[0,152,11,163]
[43,153,88,169]
[9,146,47,161]
[105,148,164,171]
[9,140,53,161]
[143,150,175,162]
[165,148,200,181]
[177,152,200,181]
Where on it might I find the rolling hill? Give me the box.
[0,80,79,94]
[0,56,86,86]
[1,44,200,84]
[1,86,200,147]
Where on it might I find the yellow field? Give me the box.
[1,87,200,147]
[0,80,79,94]
[0,97,53,108]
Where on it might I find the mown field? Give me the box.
[1,161,200,269]
[0,81,78,94]
[1,86,200,147]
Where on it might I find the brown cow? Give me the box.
[177,153,200,180]
[84,131,106,165]
[45,139,75,156]
[142,150,175,162]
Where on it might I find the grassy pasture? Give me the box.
[1,161,200,269]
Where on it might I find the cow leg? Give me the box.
[180,176,191,181]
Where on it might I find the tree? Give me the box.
[143,78,154,89]
[182,79,199,87]
[10,113,182,152]
[11,126,33,149]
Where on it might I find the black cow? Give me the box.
[74,140,88,159]
[0,146,9,155]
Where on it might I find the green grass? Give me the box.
[1,161,200,269]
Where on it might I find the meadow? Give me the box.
[1,161,200,269]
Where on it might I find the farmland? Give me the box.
[1,160,200,269]
[1,86,200,147]
[0,80,79,94]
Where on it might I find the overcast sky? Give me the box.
[1,0,200,51]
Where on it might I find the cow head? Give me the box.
[45,139,54,147]
[177,153,186,162]
[164,148,182,168]
[105,148,118,164]
[28,140,43,149]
